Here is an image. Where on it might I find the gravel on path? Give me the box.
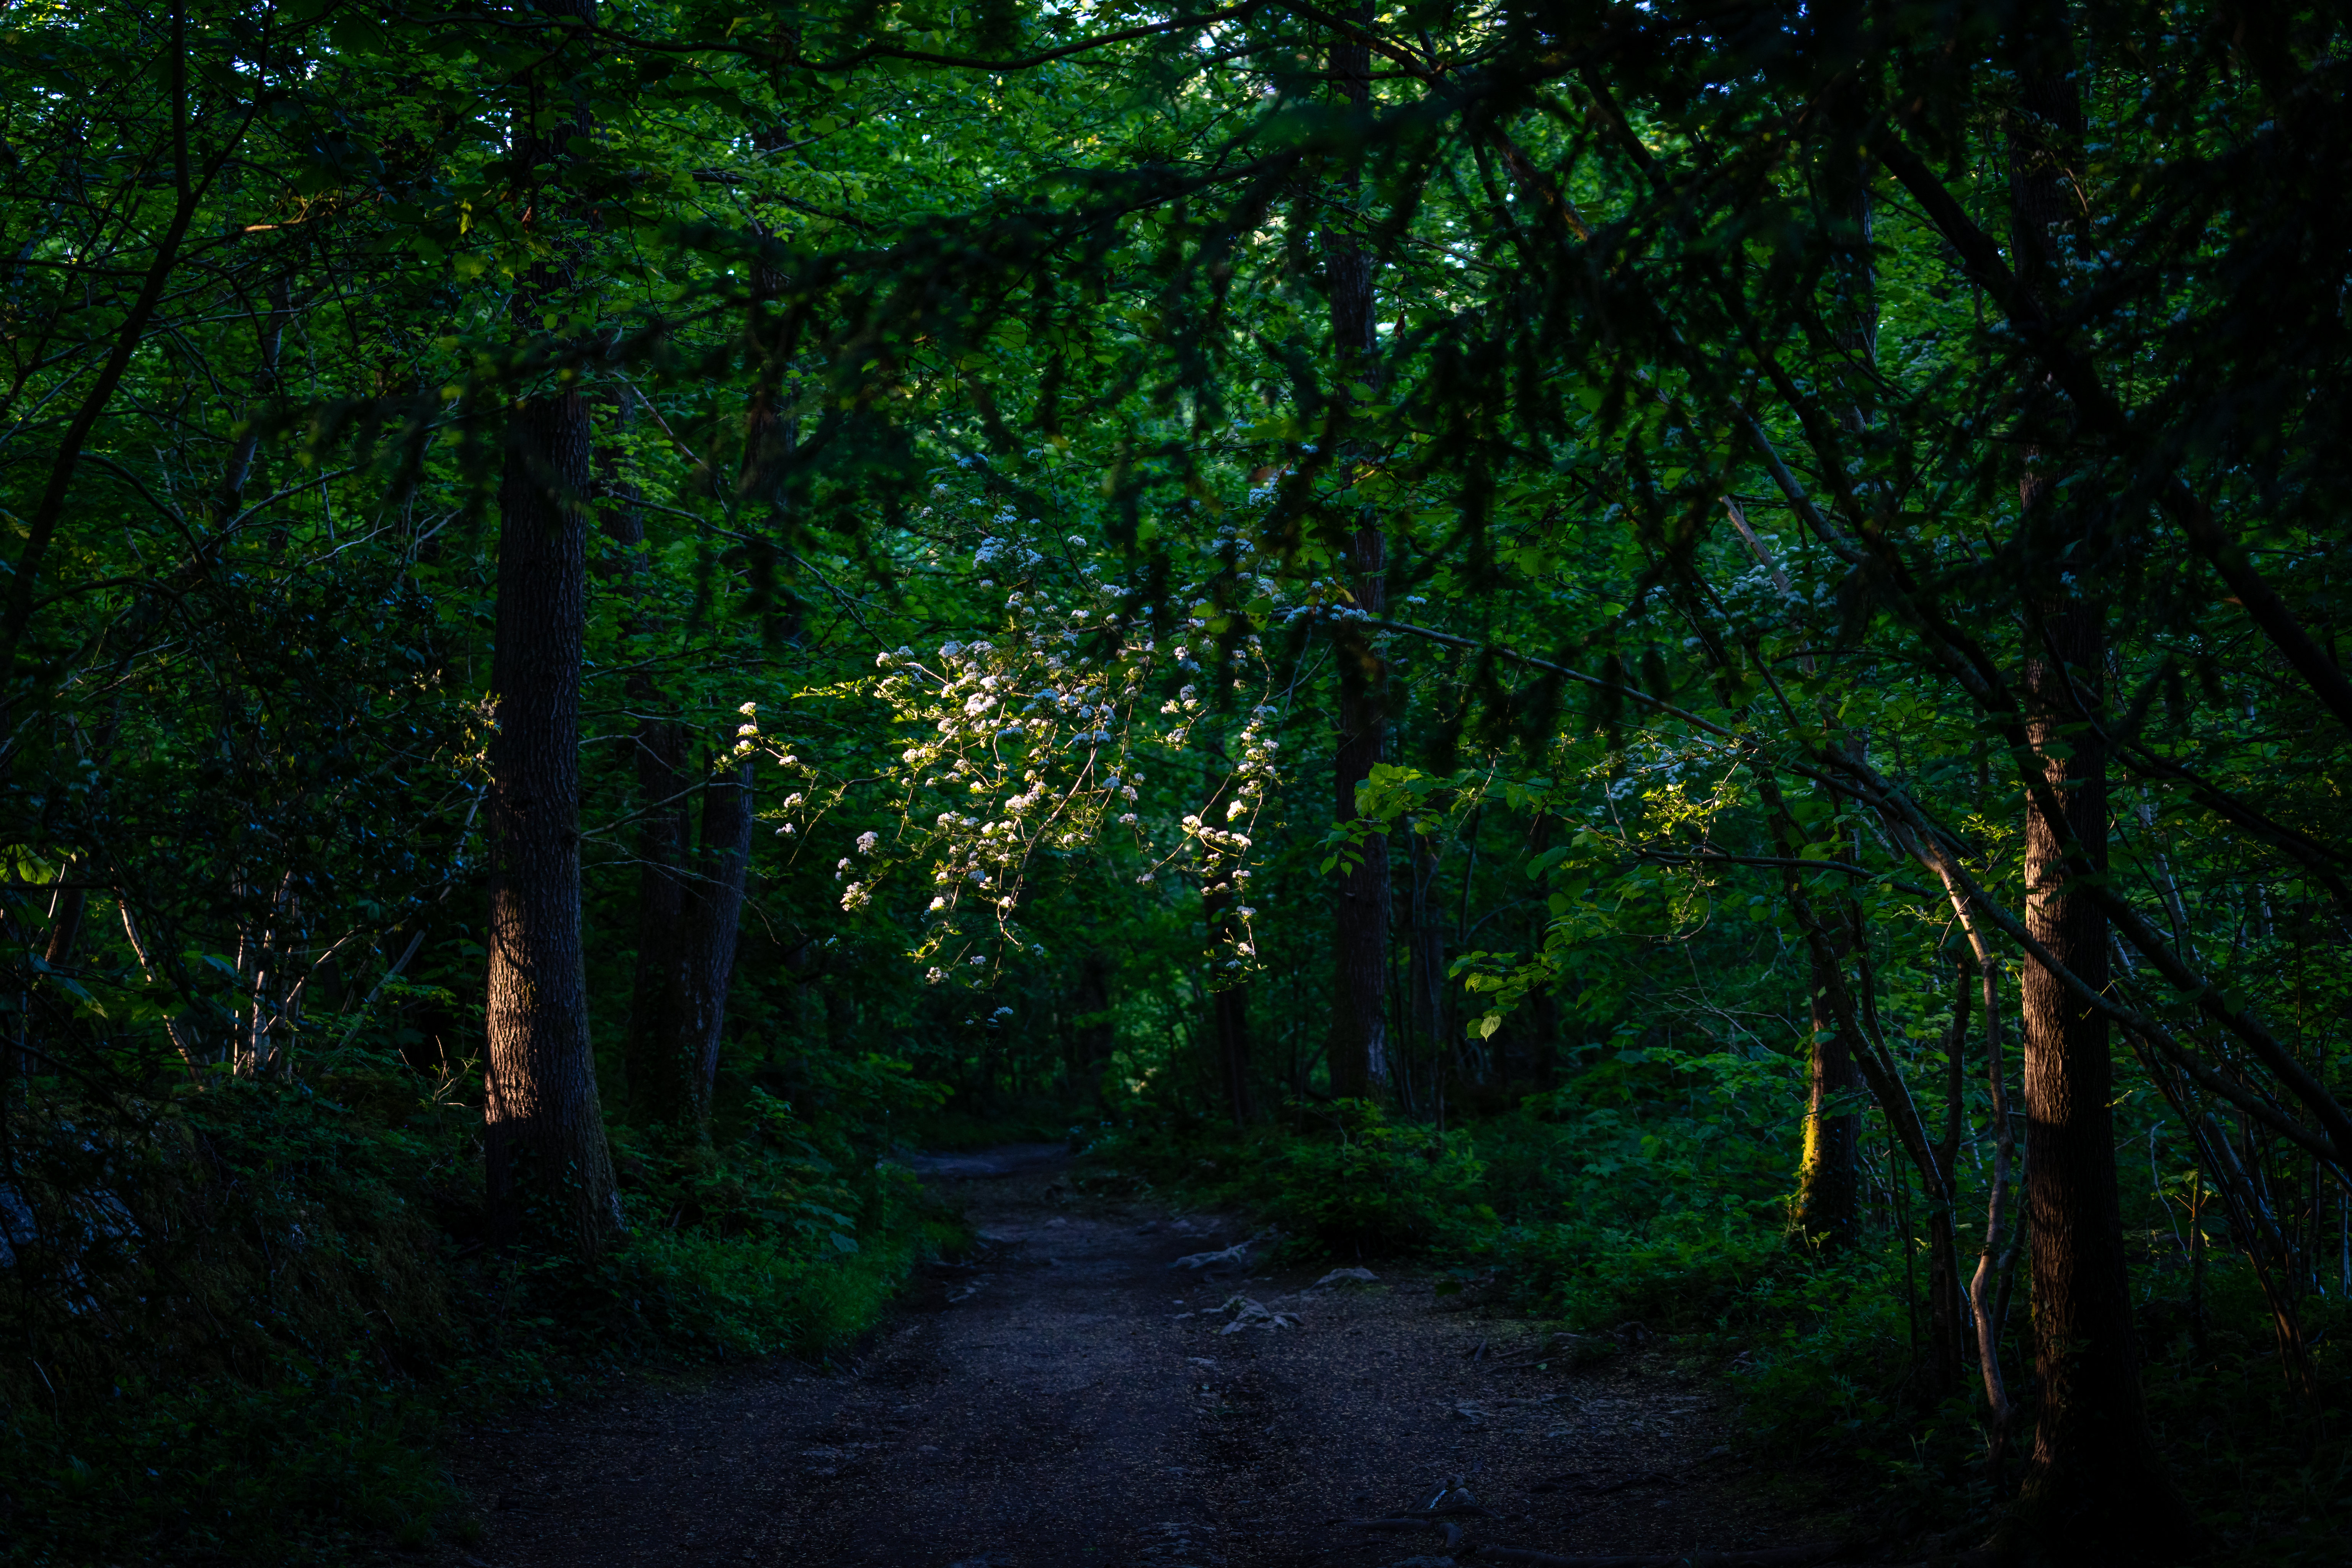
[448,1155,1880,1568]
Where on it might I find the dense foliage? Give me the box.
[3,0,2349,1560]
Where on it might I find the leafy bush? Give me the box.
[604,1166,943,1361]
[1496,1205,1789,1333]
[0,1051,951,1565]
[1248,1101,1493,1257]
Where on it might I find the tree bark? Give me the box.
[1792,923,1862,1251]
[631,759,756,1135]
[485,388,619,1254]
[1997,19,2191,1548]
[482,0,620,1256]
[2011,567,2183,1553]
[1793,39,1875,1252]
[1325,0,1388,1101]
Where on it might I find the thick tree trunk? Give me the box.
[1325,0,1388,1101]
[1792,928,1862,1251]
[2011,589,2184,1554]
[482,0,619,1256]
[1998,18,2191,1550]
[1795,46,1875,1252]
[485,391,619,1254]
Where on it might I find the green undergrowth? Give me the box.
[1078,1071,2352,1564]
[0,1047,957,1566]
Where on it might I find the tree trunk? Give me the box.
[482,0,619,1256]
[2011,583,2184,1554]
[1999,17,2191,1549]
[632,759,756,1135]
[1793,921,1862,1250]
[1793,43,1876,1253]
[1325,0,1388,1101]
[485,388,619,1254]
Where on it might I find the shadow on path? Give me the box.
[448,1151,1882,1568]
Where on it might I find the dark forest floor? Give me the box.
[438,1153,1899,1568]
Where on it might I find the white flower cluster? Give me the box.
[847,511,1285,985]
[863,562,1160,975]
[974,532,1045,573]
[1189,706,1279,983]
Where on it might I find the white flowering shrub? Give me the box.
[750,511,1286,989]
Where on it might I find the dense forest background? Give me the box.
[2,0,2349,1560]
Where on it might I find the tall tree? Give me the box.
[1325,0,1389,1100]
[1791,925,1862,1251]
[2013,552,2186,1550]
[482,0,619,1253]
[2004,21,2189,1551]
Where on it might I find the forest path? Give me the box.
[448,1158,1882,1568]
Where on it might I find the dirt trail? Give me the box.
[449,1154,1877,1568]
